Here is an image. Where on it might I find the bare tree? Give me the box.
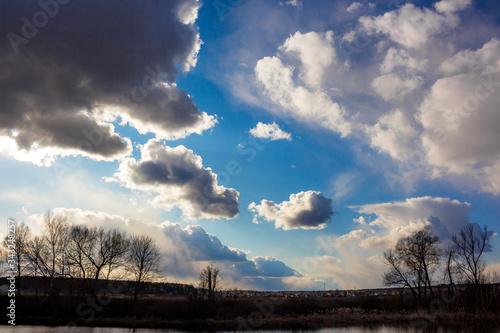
[104,229,130,282]
[26,235,53,296]
[42,211,68,279]
[26,236,50,278]
[199,264,222,301]
[2,221,31,278]
[382,227,441,298]
[450,224,490,285]
[77,227,127,284]
[126,235,163,303]
[64,224,99,295]
[64,225,95,280]
[33,211,69,296]
[383,249,419,298]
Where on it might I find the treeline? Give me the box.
[382,224,499,313]
[2,211,163,302]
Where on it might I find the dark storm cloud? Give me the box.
[115,139,239,220]
[0,0,212,163]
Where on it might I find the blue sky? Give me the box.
[1,0,500,290]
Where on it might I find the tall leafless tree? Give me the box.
[26,236,50,278]
[383,227,440,298]
[81,227,128,293]
[2,221,32,278]
[64,225,95,280]
[35,211,69,295]
[450,224,490,285]
[199,264,222,301]
[126,235,163,303]
[42,211,68,279]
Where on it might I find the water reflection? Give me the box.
[4,326,499,333]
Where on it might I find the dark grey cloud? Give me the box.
[0,0,212,164]
[115,139,239,220]
[249,190,334,230]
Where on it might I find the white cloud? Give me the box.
[350,196,471,248]
[364,109,419,160]
[482,160,500,195]
[353,216,367,225]
[380,48,428,75]
[249,122,292,141]
[281,0,302,7]
[439,38,500,75]
[347,2,363,13]
[114,139,239,220]
[371,73,423,101]
[213,0,499,197]
[249,190,334,230]
[255,56,351,137]
[330,172,358,201]
[434,0,471,14]
[280,31,336,89]
[359,3,467,48]
[303,235,386,289]
[177,0,202,25]
[417,38,500,192]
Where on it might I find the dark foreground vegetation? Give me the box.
[3,279,499,331]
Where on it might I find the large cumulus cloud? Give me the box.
[113,139,239,220]
[417,38,500,193]
[193,0,500,289]
[218,0,500,194]
[0,0,214,165]
[249,190,334,230]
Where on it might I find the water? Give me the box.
[2,326,498,333]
